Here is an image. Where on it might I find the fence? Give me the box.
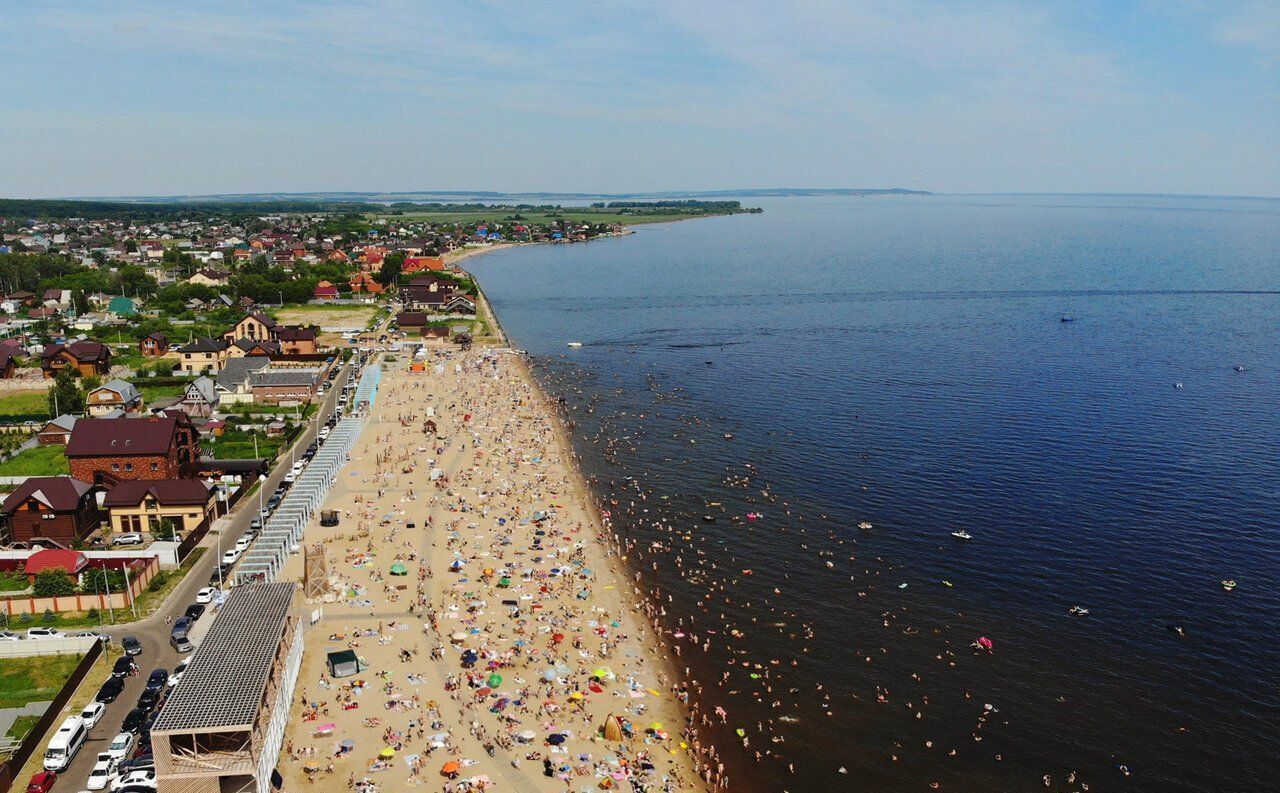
[0,639,103,792]
[0,556,158,617]
[0,635,99,658]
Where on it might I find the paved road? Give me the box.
[50,359,356,789]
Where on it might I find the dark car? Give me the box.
[145,669,168,692]
[119,755,154,773]
[184,603,206,621]
[112,655,137,678]
[209,570,225,588]
[136,687,161,712]
[265,494,282,511]
[96,676,125,703]
[121,707,147,733]
[122,635,142,656]
[171,616,192,638]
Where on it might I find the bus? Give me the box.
[43,715,87,771]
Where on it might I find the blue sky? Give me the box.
[1,0,1277,197]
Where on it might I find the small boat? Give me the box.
[723,433,734,440]
[1060,315,1076,323]
[567,342,583,348]
[1068,605,1090,616]
[702,515,716,523]
[1221,579,1237,591]
[857,521,873,530]
[1175,382,1184,389]
[951,530,972,540]
[1233,364,1246,372]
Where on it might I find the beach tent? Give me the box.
[327,649,361,678]
[602,714,624,742]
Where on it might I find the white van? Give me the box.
[43,715,87,771]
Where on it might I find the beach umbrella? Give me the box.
[476,686,492,697]
[547,733,566,745]
[543,669,558,681]
[518,729,536,742]
[380,747,396,758]
[340,739,355,749]
[487,673,503,687]
[389,562,408,576]
[552,632,565,644]
[441,760,460,776]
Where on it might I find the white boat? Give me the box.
[951,530,972,540]
[567,342,583,348]
[857,521,873,530]
[1068,605,1090,616]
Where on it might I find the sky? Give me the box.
[1,0,1277,198]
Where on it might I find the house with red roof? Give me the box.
[0,477,101,545]
[313,281,340,301]
[20,548,90,583]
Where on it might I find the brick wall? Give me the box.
[70,453,179,483]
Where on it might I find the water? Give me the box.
[466,195,1280,793]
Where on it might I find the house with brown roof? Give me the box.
[349,272,385,295]
[0,476,101,545]
[37,414,77,445]
[226,337,279,359]
[189,268,231,286]
[140,331,169,357]
[223,312,277,345]
[275,325,319,354]
[0,347,16,378]
[103,478,217,537]
[66,414,201,484]
[40,340,112,378]
[313,280,339,300]
[176,337,230,374]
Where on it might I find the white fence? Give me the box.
[0,636,99,658]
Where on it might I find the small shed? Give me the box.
[327,649,361,678]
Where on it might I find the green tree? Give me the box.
[154,519,179,542]
[123,239,138,253]
[71,288,91,316]
[81,568,127,594]
[32,568,77,597]
[379,251,405,286]
[47,369,85,416]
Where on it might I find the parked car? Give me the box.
[112,533,144,546]
[194,587,216,604]
[105,732,135,761]
[221,549,241,565]
[170,634,193,653]
[25,771,56,793]
[184,603,206,621]
[145,669,168,692]
[135,689,159,714]
[111,656,137,678]
[167,659,189,687]
[121,636,142,656]
[120,708,146,734]
[96,677,125,703]
[0,630,22,641]
[69,630,111,642]
[86,753,118,790]
[118,755,154,774]
[26,627,65,639]
[265,493,282,511]
[80,701,107,729]
[111,768,156,791]
[234,536,252,552]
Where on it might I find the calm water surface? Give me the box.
[467,195,1280,793]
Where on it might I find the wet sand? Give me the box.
[278,350,713,792]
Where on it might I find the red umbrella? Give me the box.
[552,633,565,644]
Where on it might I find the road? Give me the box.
[50,358,357,790]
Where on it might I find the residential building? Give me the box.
[152,582,302,793]
[86,379,143,416]
[40,340,112,378]
[0,347,16,378]
[313,280,339,300]
[189,269,231,286]
[140,331,169,357]
[0,477,101,546]
[37,414,77,445]
[177,337,230,374]
[223,312,277,344]
[226,338,279,359]
[249,369,318,404]
[179,376,219,417]
[214,358,271,405]
[66,414,201,484]
[19,548,90,584]
[275,326,318,355]
[103,478,217,537]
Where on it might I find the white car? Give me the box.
[105,732,135,762]
[86,754,119,790]
[234,536,252,552]
[194,587,216,604]
[221,549,241,565]
[113,532,144,546]
[110,768,157,791]
[80,701,107,729]
[26,627,65,639]
[0,630,21,641]
[318,426,331,439]
[167,659,189,687]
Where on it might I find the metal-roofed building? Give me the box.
[151,581,301,793]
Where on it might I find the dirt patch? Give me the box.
[276,305,376,331]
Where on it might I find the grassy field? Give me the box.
[0,389,49,417]
[7,646,117,782]
[5,713,40,742]
[0,572,28,593]
[138,383,187,403]
[372,207,738,225]
[0,445,69,476]
[0,653,83,709]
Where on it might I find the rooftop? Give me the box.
[152,582,297,733]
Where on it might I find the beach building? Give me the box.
[151,582,302,793]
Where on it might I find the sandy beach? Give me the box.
[277,347,713,792]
